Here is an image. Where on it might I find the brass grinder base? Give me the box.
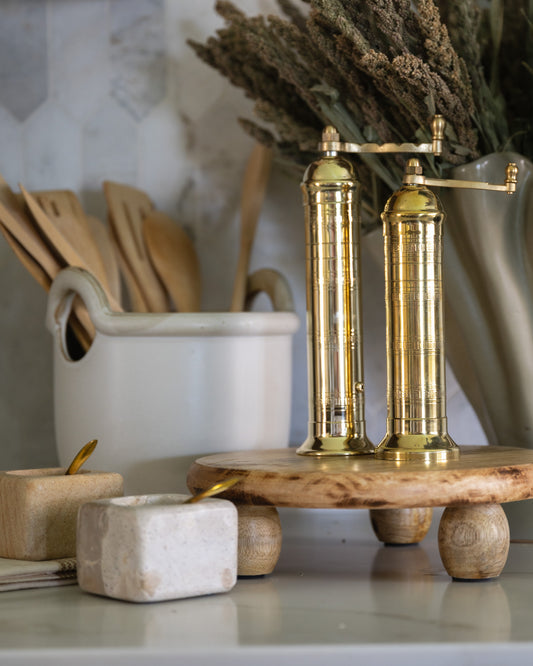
[297,434,374,456]
[375,433,460,463]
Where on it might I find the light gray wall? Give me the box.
[0,0,486,471]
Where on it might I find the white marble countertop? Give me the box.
[0,508,532,665]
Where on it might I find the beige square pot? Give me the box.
[0,468,123,560]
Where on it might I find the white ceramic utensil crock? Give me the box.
[46,267,299,494]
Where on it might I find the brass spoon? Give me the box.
[183,477,240,504]
[65,439,98,475]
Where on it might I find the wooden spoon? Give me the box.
[103,181,169,312]
[143,211,201,312]
[230,143,272,312]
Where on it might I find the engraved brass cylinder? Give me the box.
[297,128,373,456]
[375,160,459,462]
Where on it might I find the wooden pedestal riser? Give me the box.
[188,446,533,580]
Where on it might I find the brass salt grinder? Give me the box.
[298,116,518,461]
[297,126,374,455]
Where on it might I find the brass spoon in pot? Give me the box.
[183,477,240,504]
[65,439,98,475]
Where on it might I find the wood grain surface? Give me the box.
[187,446,533,510]
[236,506,282,576]
[370,507,433,544]
[438,504,510,580]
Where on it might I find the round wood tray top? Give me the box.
[187,446,533,509]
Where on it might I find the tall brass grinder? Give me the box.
[297,127,374,455]
[298,116,517,460]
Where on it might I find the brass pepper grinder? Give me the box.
[296,115,515,459]
[297,117,445,456]
[375,157,518,462]
[297,126,374,455]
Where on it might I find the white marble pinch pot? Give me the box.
[76,494,238,603]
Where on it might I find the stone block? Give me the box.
[0,468,123,561]
[77,494,238,603]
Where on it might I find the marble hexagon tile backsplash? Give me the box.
[0,0,273,312]
[2,1,178,205]
[0,0,487,468]
[0,2,48,122]
[110,0,167,121]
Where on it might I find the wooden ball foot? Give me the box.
[438,503,510,580]
[236,506,282,577]
[370,508,433,545]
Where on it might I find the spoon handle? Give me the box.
[183,477,240,504]
[65,439,98,475]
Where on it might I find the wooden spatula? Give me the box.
[103,181,169,312]
[20,185,122,313]
[113,241,150,312]
[0,222,52,292]
[0,223,92,349]
[0,175,61,280]
[85,215,122,306]
[0,181,92,348]
[143,211,201,312]
[32,190,112,297]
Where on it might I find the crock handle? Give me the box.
[244,268,295,312]
[45,267,112,340]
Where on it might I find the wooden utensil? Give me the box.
[0,181,92,348]
[103,181,168,312]
[0,175,61,280]
[85,215,122,306]
[143,211,201,312]
[19,185,122,313]
[32,190,112,297]
[113,243,149,312]
[230,143,272,312]
[0,222,52,293]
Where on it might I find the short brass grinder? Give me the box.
[375,157,517,462]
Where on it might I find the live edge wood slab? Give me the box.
[187,446,533,581]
